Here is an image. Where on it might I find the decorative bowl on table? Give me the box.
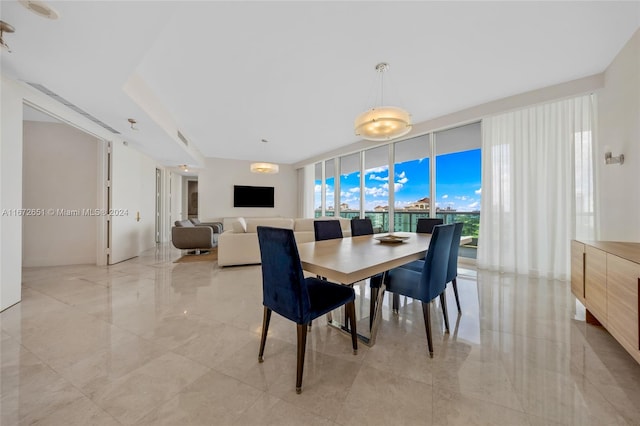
[374,234,410,244]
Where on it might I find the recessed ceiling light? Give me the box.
[19,1,60,20]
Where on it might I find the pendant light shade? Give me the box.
[250,139,279,174]
[355,63,412,141]
[250,162,279,174]
[354,106,412,141]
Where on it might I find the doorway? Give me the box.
[22,103,108,266]
[187,180,198,219]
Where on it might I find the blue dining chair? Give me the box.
[314,219,343,241]
[350,218,374,237]
[384,223,455,357]
[416,217,444,234]
[399,222,464,313]
[257,226,358,394]
[349,217,380,327]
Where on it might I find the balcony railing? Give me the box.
[315,210,480,258]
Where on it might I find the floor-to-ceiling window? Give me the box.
[339,152,360,219]
[364,145,390,232]
[324,159,335,217]
[435,123,482,258]
[393,135,431,232]
[308,122,481,251]
[314,162,322,217]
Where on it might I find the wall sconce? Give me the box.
[604,151,624,165]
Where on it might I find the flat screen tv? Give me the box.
[233,185,275,208]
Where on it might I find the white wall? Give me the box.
[0,79,23,311]
[199,157,297,222]
[597,29,640,241]
[139,154,157,252]
[22,121,99,266]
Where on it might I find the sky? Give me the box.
[316,148,481,212]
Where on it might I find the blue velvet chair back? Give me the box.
[418,224,455,302]
[416,218,444,234]
[446,222,464,283]
[350,218,374,236]
[314,220,343,241]
[257,226,310,324]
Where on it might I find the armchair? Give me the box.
[189,218,223,234]
[171,220,217,253]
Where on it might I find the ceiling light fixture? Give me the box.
[0,21,15,53]
[250,162,279,174]
[19,1,60,20]
[128,118,138,130]
[251,138,279,173]
[354,63,412,142]
[179,164,189,172]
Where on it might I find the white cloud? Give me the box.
[366,166,388,174]
[397,177,408,184]
[364,186,388,197]
[441,194,448,199]
[368,174,388,182]
[348,187,360,193]
[314,184,322,192]
[455,196,469,201]
[467,201,480,209]
[382,182,404,192]
[396,171,406,179]
[475,188,482,194]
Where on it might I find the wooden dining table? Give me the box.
[297,232,432,346]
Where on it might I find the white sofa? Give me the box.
[218,217,351,267]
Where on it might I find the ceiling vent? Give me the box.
[177,130,189,146]
[26,82,120,134]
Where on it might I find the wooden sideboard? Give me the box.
[571,240,640,363]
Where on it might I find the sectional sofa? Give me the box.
[218,217,351,266]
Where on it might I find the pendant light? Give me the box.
[354,63,412,141]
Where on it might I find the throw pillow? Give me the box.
[232,217,247,233]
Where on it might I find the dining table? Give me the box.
[297,232,432,346]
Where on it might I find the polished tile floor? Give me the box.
[2,245,640,425]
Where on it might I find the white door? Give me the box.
[109,142,156,263]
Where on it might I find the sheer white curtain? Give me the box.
[477,94,595,280]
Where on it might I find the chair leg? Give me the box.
[369,287,378,329]
[392,293,400,313]
[422,302,433,358]
[439,291,450,334]
[345,301,358,355]
[258,307,272,362]
[296,323,308,394]
[451,278,461,313]
[320,275,333,324]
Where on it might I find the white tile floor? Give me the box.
[2,245,640,425]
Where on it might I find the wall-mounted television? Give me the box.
[233,185,275,208]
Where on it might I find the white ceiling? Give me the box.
[1,1,638,168]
